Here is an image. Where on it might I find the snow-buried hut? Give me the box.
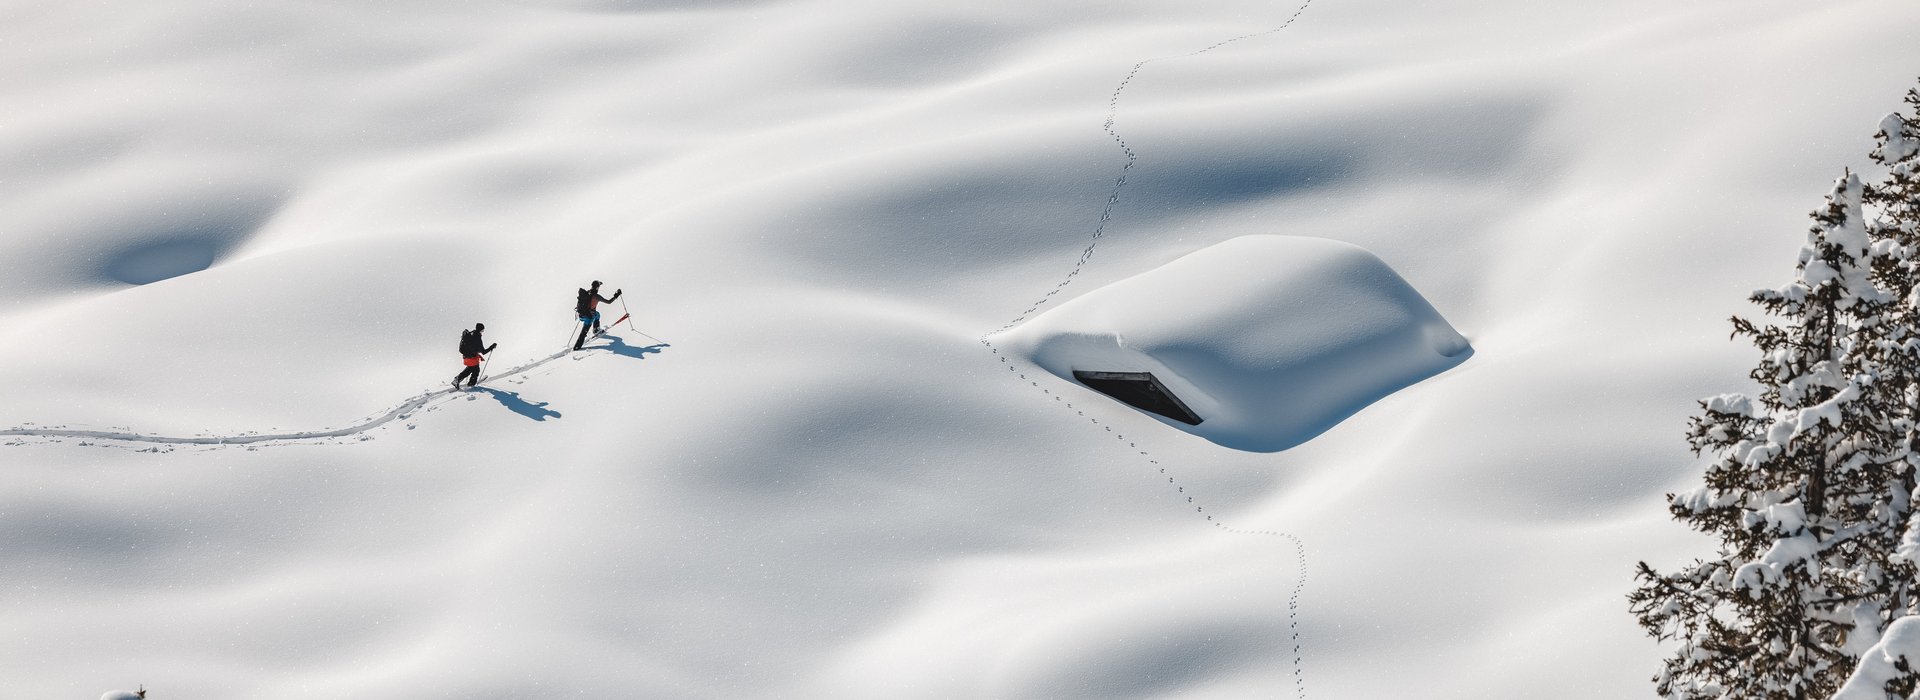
[995,235,1471,453]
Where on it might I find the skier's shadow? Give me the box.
[597,333,669,360]
[476,387,562,422]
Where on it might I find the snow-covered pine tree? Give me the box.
[1827,84,1920,700]
[1629,164,1911,699]
[1870,86,1920,577]
[1866,86,1920,244]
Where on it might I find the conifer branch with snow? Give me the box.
[1631,80,1920,700]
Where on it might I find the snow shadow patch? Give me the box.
[0,502,180,569]
[598,334,669,360]
[782,143,1356,296]
[567,0,773,11]
[103,238,222,285]
[96,197,278,286]
[1126,150,1353,212]
[1016,620,1280,700]
[477,388,562,422]
[826,19,1025,87]
[820,168,1111,265]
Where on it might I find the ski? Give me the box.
[571,313,631,352]
[588,314,630,342]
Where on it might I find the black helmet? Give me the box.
[591,280,602,288]
[475,323,485,331]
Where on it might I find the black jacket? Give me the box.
[459,329,495,358]
[577,288,621,316]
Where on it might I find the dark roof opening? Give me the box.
[1071,370,1204,426]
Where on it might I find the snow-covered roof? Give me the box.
[995,235,1471,452]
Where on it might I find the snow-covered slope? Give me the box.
[2,0,1919,698]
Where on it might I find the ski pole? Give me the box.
[480,354,492,383]
[630,327,668,345]
[618,295,667,344]
[620,295,640,332]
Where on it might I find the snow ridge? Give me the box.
[980,2,1319,696]
[0,337,667,447]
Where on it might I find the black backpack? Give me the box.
[576,288,592,316]
[458,329,472,355]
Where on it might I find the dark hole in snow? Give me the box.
[1072,371,1204,426]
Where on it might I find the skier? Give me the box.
[453,322,496,390]
[574,280,622,351]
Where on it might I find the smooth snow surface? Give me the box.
[996,235,1470,452]
[3,0,1920,699]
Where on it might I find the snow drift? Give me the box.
[995,235,1472,452]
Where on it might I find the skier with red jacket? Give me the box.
[453,323,496,390]
[573,281,622,351]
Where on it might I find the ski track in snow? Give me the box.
[0,338,667,448]
[980,1,1317,697]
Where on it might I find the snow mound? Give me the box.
[99,691,143,700]
[995,235,1471,452]
[1834,615,1920,699]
